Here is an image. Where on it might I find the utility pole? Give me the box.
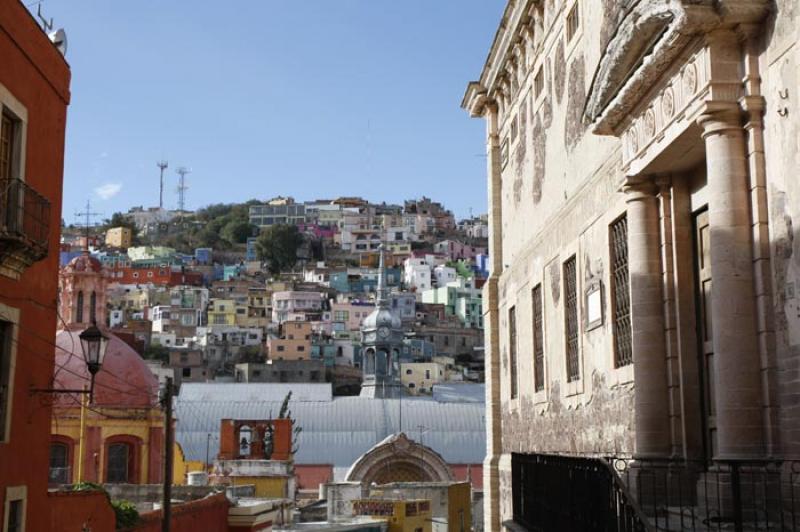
[161,377,174,532]
[175,167,190,212]
[157,160,168,209]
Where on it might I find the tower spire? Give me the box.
[377,244,388,308]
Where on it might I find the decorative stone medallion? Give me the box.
[683,63,698,94]
[627,127,639,153]
[662,87,675,118]
[643,108,656,137]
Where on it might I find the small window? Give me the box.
[182,367,191,377]
[132,272,139,279]
[277,345,285,352]
[298,346,305,352]
[408,382,415,389]
[425,369,431,379]
[566,2,580,43]
[147,271,154,278]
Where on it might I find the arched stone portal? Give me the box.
[345,433,455,486]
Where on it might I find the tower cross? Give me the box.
[74,199,103,251]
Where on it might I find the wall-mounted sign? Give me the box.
[585,279,603,331]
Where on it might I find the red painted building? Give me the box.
[0,1,71,530]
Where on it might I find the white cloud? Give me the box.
[95,183,122,200]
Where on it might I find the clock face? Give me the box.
[378,326,391,339]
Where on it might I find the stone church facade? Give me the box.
[463,0,800,529]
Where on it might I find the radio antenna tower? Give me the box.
[175,166,190,212]
[157,160,168,209]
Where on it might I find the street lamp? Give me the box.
[31,322,110,403]
[79,322,109,380]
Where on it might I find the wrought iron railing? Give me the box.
[511,453,653,531]
[511,453,800,531]
[611,457,800,531]
[0,177,50,262]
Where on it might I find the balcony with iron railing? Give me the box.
[0,178,51,277]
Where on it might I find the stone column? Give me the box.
[625,181,671,458]
[698,105,764,459]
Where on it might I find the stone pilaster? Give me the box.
[483,102,503,532]
[625,180,671,458]
[698,104,764,459]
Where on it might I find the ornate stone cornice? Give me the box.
[585,0,768,136]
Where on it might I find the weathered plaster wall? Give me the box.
[762,0,800,457]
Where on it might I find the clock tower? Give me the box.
[360,246,405,398]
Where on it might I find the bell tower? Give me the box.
[59,252,109,328]
[360,246,405,398]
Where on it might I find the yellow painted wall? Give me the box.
[447,483,472,532]
[51,406,162,484]
[229,476,289,498]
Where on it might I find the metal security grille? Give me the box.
[533,285,544,392]
[509,306,518,399]
[0,114,14,180]
[564,257,580,382]
[611,216,632,367]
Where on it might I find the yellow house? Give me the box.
[400,362,446,395]
[208,298,237,326]
[105,226,132,248]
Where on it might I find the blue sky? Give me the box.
[37,1,504,222]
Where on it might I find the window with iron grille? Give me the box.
[509,306,518,398]
[611,215,632,367]
[564,257,580,382]
[532,284,544,392]
[566,2,580,43]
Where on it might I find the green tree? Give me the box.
[143,343,169,363]
[221,219,256,244]
[255,224,304,274]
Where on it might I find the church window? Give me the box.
[90,291,97,323]
[611,215,632,367]
[533,284,545,392]
[509,306,518,399]
[106,442,133,483]
[76,291,84,323]
[564,256,580,382]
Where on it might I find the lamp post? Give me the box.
[31,322,110,403]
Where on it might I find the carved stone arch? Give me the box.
[345,433,455,485]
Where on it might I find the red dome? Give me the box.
[65,253,103,273]
[54,326,158,408]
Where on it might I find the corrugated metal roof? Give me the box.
[432,383,486,403]
[178,382,333,403]
[175,388,485,468]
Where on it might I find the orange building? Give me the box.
[267,321,313,360]
[0,1,79,530]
